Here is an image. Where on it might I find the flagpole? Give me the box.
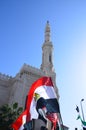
[80,99,85,121]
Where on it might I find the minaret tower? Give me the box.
[41,21,59,99]
[41,21,54,74]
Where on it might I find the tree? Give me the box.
[0,102,23,130]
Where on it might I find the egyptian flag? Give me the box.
[12,77,60,130]
[26,76,60,130]
[26,76,60,121]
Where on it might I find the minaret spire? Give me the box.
[45,21,50,42]
[41,21,54,73]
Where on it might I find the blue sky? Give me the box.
[0,0,86,130]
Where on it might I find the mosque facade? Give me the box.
[0,22,68,130]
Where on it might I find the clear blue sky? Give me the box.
[0,0,86,130]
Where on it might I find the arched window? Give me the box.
[49,54,52,63]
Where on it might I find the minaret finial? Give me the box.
[47,20,49,24]
[45,21,50,42]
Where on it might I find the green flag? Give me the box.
[76,114,86,130]
[76,115,80,120]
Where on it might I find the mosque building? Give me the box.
[0,21,68,130]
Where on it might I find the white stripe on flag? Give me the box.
[18,115,27,130]
[19,125,24,130]
[35,85,57,99]
[30,98,39,120]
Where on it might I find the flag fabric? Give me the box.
[26,76,60,130]
[11,110,27,130]
[26,76,60,121]
[81,119,86,130]
[46,113,59,130]
[76,114,86,130]
[76,115,80,120]
[11,76,60,130]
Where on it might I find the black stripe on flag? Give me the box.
[36,97,60,113]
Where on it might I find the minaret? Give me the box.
[41,21,59,100]
[41,21,54,74]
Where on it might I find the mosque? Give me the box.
[0,21,68,130]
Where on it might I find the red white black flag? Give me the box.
[12,76,60,130]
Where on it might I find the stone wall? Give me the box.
[0,63,59,107]
[0,73,12,106]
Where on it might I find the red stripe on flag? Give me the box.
[11,110,27,130]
